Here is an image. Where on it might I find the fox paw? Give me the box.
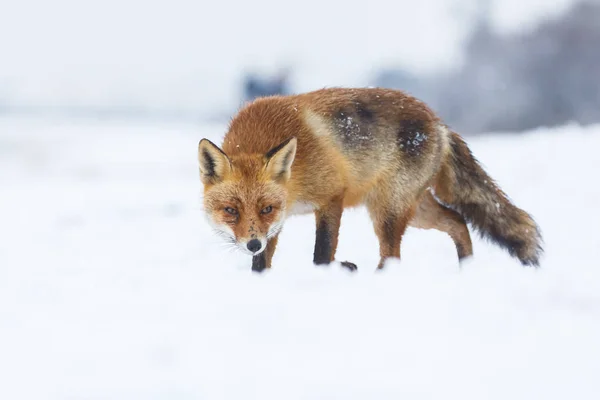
[340,261,358,272]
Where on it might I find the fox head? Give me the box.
[198,137,297,256]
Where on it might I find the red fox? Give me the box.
[198,87,543,272]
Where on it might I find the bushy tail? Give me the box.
[433,130,543,266]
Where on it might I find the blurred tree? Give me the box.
[441,0,600,133]
[373,0,600,134]
[242,67,291,103]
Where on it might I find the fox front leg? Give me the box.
[313,197,357,272]
[252,235,279,272]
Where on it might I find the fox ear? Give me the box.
[265,137,297,182]
[198,139,231,184]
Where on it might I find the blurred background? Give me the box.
[1,0,598,134]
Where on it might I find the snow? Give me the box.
[1,116,600,399]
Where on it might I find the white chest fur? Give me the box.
[287,201,316,216]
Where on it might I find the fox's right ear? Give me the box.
[198,139,231,184]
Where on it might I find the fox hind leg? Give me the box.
[367,193,416,269]
[410,191,473,263]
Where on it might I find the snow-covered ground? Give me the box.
[1,116,599,399]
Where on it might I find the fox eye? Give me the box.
[224,207,238,215]
[260,205,273,215]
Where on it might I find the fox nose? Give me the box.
[247,239,262,253]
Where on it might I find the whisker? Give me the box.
[267,222,283,239]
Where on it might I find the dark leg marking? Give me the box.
[340,261,358,271]
[252,252,266,272]
[313,198,345,267]
[314,217,333,265]
[251,235,280,273]
[314,219,357,271]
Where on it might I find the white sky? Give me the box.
[0,0,575,111]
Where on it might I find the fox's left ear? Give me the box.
[198,139,231,185]
[265,137,297,182]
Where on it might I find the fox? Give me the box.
[198,87,543,272]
